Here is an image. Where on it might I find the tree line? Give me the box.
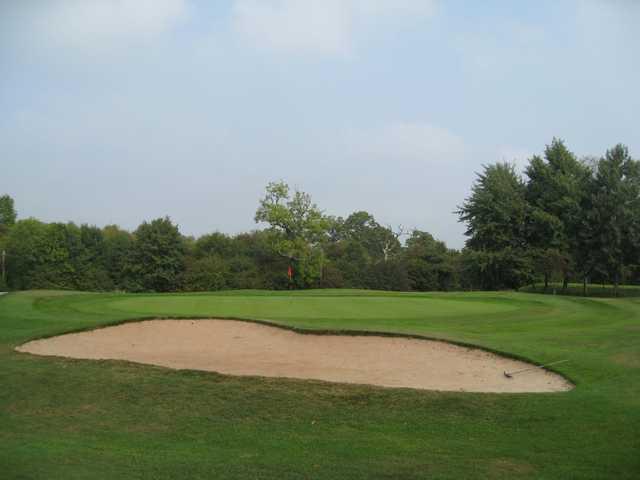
[458,139,640,295]
[0,139,638,294]
[0,187,460,293]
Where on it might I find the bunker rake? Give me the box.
[504,359,569,379]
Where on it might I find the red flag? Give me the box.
[287,265,293,280]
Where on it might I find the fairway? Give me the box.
[2,290,640,479]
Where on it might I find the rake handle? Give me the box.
[505,359,569,377]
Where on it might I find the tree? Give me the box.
[0,195,13,286]
[74,224,112,290]
[3,220,89,290]
[366,257,409,291]
[255,181,330,287]
[193,232,235,259]
[127,217,186,292]
[103,225,134,289]
[325,211,409,290]
[0,195,17,236]
[525,206,565,290]
[404,230,459,291]
[524,139,590,290]
[325,239,369,288]
[182,255,229,291]
[4,219,48,289]
[584,145,640,296]
[458,163,527,251]
[338,211,402,262]
[457,163,532,289]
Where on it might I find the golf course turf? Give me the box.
[1,290,639,479]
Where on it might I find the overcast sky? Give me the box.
[2,1,639,248]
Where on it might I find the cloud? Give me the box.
[231,0,436,56]
[574,0,640,58]
[456,20,547,78]
[232,0,352,56]
[19,0,188,53]
[346,122,466,164]
[351,0,437,18]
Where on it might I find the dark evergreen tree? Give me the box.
[457,163,532,289]
[585,145,640,295]
[524,139,590,290]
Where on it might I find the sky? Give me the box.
[1,0,639,249]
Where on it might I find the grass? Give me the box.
[1,289,639,479]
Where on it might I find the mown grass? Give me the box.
[1,290,639,479]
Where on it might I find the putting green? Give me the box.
[53,290,550,341]
[107,294,520,319]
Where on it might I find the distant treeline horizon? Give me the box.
[1,138,639,295]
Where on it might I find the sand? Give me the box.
[16,319,573,393]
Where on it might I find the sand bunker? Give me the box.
[17,320,572,393]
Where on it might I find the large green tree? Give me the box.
[404,230,459,291]
[182,255,230,292]
[126,217,186,292]
[75,224,112,290]
[338,211,402,262]
[255,181,329,287]
[583,145,640,295]
[323,211,409,290]
[0,194,15,288]
[4,219,48,289]
[525,139,590,290]
[324,239,368,288]
[0,194,17,236]
[102,225,134,288]
[457,163,532,289]
[3,220,105,290]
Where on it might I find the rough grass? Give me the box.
[1,290,639,479]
